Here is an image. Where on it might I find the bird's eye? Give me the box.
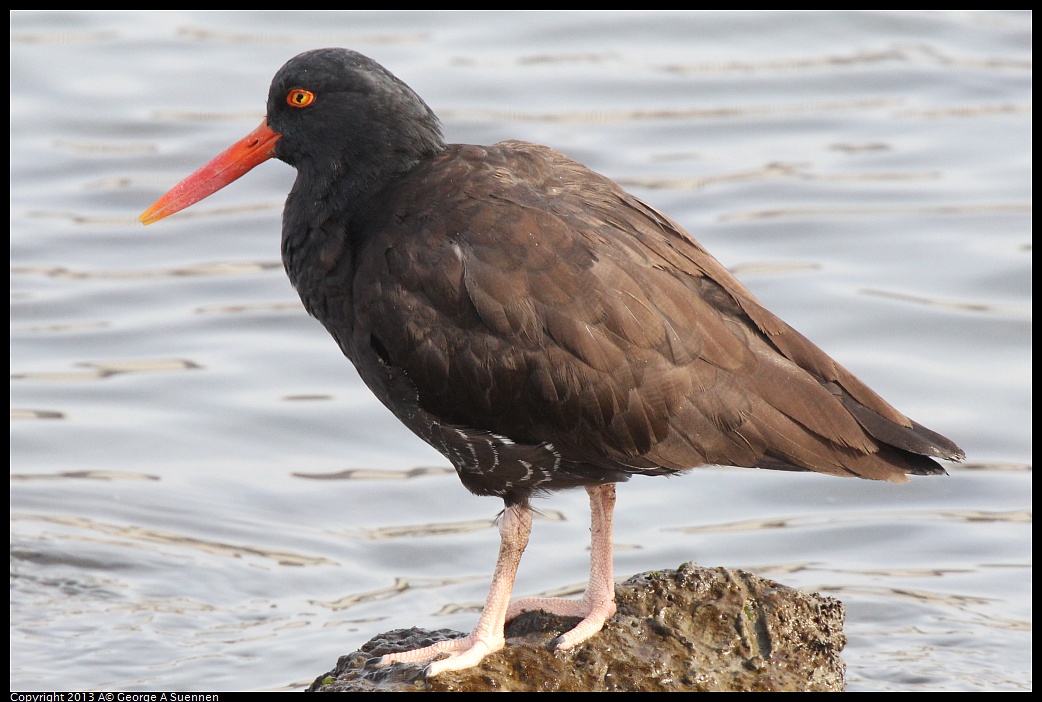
[286,89,315,108]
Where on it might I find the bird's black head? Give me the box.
[265,48,446,186]
[139,49,446,228]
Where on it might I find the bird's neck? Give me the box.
[280,174,355,331]
[277,157,416,348]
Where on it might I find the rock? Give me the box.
[307,563,846,692]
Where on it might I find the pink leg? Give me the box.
[378,501,533,676]
[505,482,618,650]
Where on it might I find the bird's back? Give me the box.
[331,140,961,502]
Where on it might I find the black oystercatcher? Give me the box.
[140,48,964,676]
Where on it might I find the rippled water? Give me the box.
[10,10,1031,692]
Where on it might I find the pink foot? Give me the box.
[377,630,505,676]
[506,591,617,650]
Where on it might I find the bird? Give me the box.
[140,48,964,677]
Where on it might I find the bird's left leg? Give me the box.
[377,500,533,676]
[505,482,617,650]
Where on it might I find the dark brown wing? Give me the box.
[349,140,962,493]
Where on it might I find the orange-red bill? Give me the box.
[140,120,281,225]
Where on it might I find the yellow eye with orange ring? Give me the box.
[286,89,315,108]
